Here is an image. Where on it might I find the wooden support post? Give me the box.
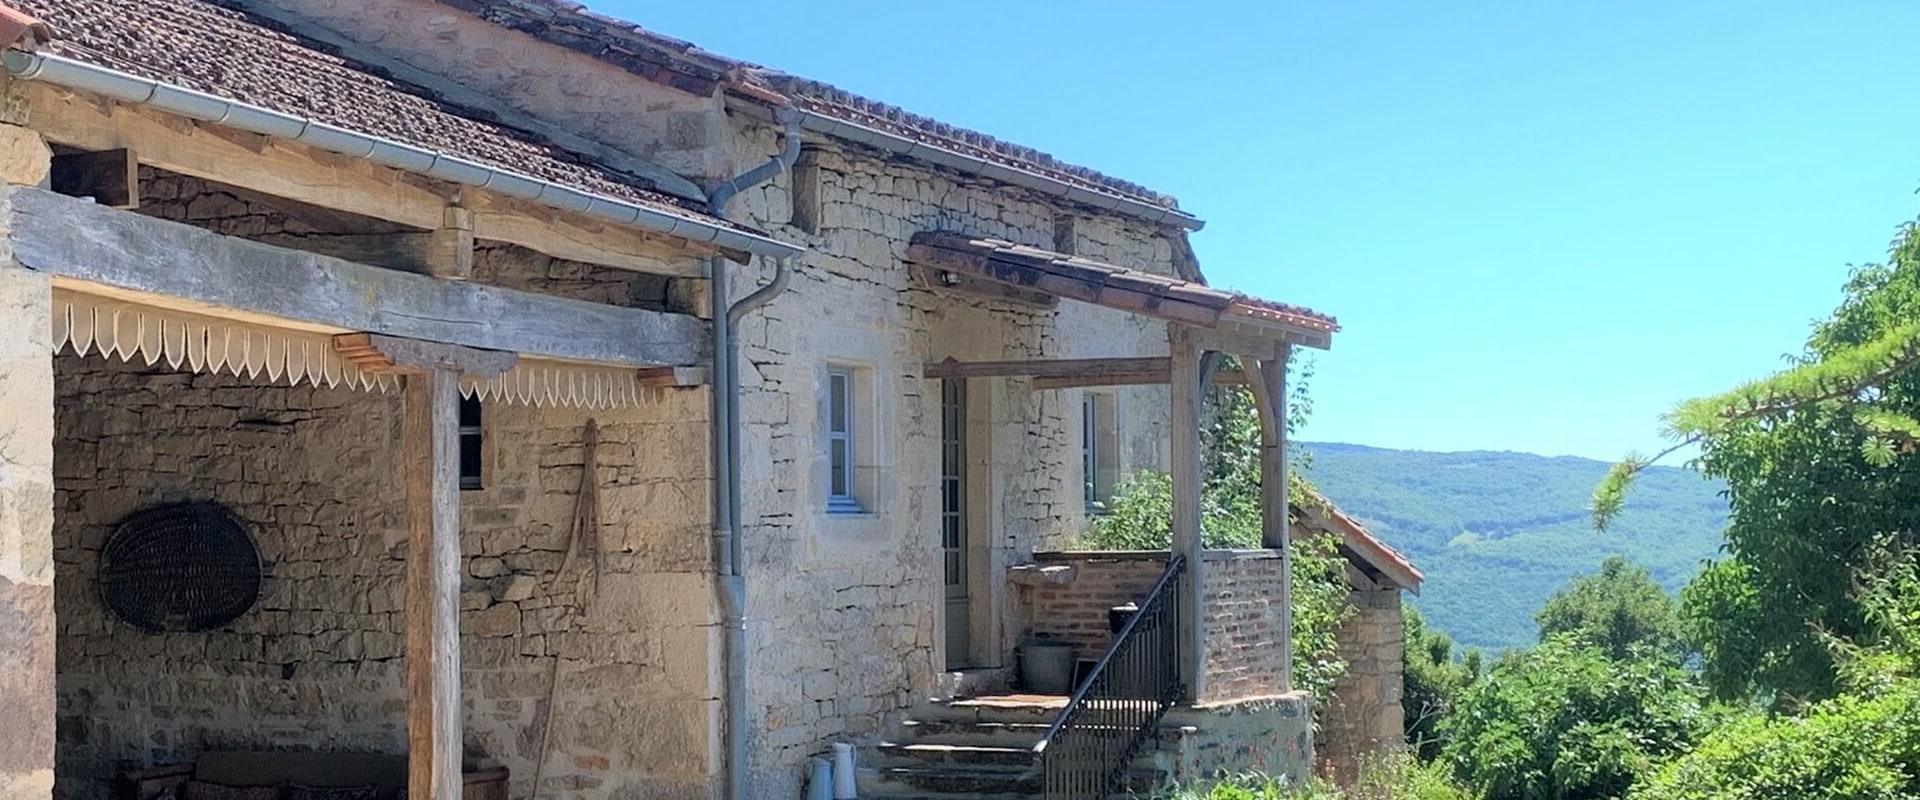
[1169,325,1207,701]
[1247,348,1293,692]
[404,368,462,800]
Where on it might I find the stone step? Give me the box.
[856,766,1041,798]
[908,696,1068,725]
[872,742,1039,770]
[898,719,1055,748]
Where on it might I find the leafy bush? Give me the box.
[1174,757,1469,800]
[1075,380,1353,701]
[1442,637,1705,800]
[1632,680,1920,800]
[1537,556,1689,661]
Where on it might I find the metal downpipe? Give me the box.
[711,113,802,800]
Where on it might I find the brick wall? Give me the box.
[1015,550,1291,703]
[1317,575,1406,784]
[1201,551,1291,703]
[52,356,718,800]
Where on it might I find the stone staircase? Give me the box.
[857,695,1181,800]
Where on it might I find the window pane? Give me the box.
[830,438,849,496]
[829,372,849,434]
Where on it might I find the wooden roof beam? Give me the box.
[24,82,710,276]
[11,186,707,368]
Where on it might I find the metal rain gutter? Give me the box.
[796,110,1207,232]
[2,50,807,259]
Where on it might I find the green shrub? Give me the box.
[1632,679,1920,800]
[1441,637,1704,800]
[1174,757,1469,800]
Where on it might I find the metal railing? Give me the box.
[1033,554,1187,800]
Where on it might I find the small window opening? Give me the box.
[458,394,484,491]
[1083,392,1118,512]
[826,368,860,512]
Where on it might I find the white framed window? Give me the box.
[826,367,861,512]
[1082,391,1119,511]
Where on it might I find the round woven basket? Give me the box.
[98,501,262,633]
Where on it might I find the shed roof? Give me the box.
[9,0,753,237]
[1296,493,1423,594]
[907,232,1339,348]
[431,0,1189,216]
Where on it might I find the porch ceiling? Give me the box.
[905,232,1338,351]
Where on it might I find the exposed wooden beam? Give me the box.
[24,82,707,275]
[926,357,1169,380]
[261,208,472,280]
[403,368,463,800]
[908,264,1058,309]
[908,238,1223,327]
[1180,323,1290,361]
[333,333,517,376]
[1031,369,1248,390]
[10,186,707,367]
[50,147,136,208]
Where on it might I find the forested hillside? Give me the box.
[1300,442,1727,650]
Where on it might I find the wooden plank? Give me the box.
[908,264,1058,308]
[1247,353,1293,693]
[404,368,462,800]
[462,191,708,277]
[909,239,1226,326]
[259,226,472,280]
[1183,324,1289,361]
[1032,369,1248,390]
[332,333,517,376]
[49,147,137,208]
[1169,325,1206,702]
[10,187,707,367]
[24,82,710,275]
[925,357,1170,380]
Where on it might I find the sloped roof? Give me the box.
[908,232,1339,345]
[10,0,751,235]
[431,0,1186,213]
[1295,493,1423,594]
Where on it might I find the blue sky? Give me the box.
[600,0,1920,461]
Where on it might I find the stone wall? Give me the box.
[51,356,718,800]
[721,130,1188,797]
[1317,574,1406,784]
[1162,695,1314,787]
[0,186,58,800]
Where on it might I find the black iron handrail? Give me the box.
[1033,554,1187,800]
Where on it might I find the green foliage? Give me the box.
[1441,637,1705,800]
[1175,757,1469,800]
[1075,378,1352,701]
[1631,681,1920,800]
[1304,442,1726,652]
[1402,606,1482,761]
[1596,221,1920,703]
[1536,556,1689,661]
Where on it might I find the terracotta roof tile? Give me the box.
[1295,491,1423,593]
[12,0,752,234]
[428,0,1186,212]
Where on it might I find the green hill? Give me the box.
[1300,442,1728,652]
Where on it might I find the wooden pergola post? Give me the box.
[1247,347,1293,692]
[1168,326,1208,701]
[361,335,514,800]
[404,366,463,800]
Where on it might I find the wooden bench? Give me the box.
[117,751,509,800]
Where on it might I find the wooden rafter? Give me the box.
[24,82,709,276]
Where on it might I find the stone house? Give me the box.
[0,2,1371,800]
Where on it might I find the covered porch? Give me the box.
[899,233,1338,795]
[14,183,726,800]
